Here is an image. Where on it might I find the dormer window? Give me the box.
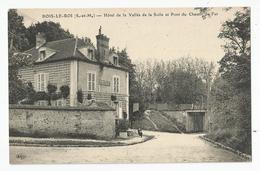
[113,56,118,65]
[39,50,46,60]
[88,49,94,60]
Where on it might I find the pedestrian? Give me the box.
[138,128,143,138]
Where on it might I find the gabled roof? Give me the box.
[24,38,129,72]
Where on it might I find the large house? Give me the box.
[19,27,129,119]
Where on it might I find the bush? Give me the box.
[87,93,92,100]
[111,95,117,101]
[47,84,57,105]
[77,89,83,103]
[51,92,62,100]
[25,82,36,100]
[47,84,57,94]
[60,85,70,99]
[34,91,48,101]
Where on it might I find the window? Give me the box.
[87,72,96,91]
[113,56,118,65]
[88,49,94,60]
[35,73,49,91]
[113,76,120,93]
[39,50,46,60]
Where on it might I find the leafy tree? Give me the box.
[208,8,251,154]
[117,49,146,117]
[25,21,74,49]
[8,9,30,51]
[134,57,214,110]
[162,69,206,105]
[9,51,34,104]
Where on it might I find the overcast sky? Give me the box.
[18,8,240,64]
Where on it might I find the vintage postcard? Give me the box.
[8,7,252,164]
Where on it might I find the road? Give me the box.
[9,131,247,164]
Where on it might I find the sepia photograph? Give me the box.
[7,7,252,164]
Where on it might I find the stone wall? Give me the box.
[162,110,186,124]
[9,105,116,139]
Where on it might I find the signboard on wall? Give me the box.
[100,80,110,86]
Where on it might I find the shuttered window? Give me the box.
[87,72,96,91]
[34,73,49,91]
[113,76,120,93]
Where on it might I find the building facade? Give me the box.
[19,27,129,119]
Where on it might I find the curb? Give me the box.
[199,135,252,161]
[9,135,154,148]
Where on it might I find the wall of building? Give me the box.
[19,61,71,90]
[77,61,129,115]
[9,105,116,139]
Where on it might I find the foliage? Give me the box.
[8,9,74,104]
[208,8,251,154]
[111,95,117,101]
[25,21,74,49]
[60,85,70,99]
[9,51,34,104]
[47,84,57,94]
[117,49,147,120]
[47,84,57,105]
[34,91,48,101]
[51,92,62,101]
[9,79,27,104]
[133,57,215,111]
[20,82,37,104]
[77,89,83,104]
[87,93,92,100]
[8,9,29,51]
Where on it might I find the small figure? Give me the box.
[137,128,143,138]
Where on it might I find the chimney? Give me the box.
[36,32,46,49]
[96,26,110,62]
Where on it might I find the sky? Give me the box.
[17,8,240,64]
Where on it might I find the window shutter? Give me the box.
[93,73,96,91]
[44,73,49,92]
[88,73,91,91]
[117,77,120,93]
[34,74,38,91]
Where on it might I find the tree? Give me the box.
[8,9,74,104]
[25,21,74,49]
[218,8,250,88]
[8,9,30,51]
[9,51,34,104]
[208,8,251,154]
[133,57,214,110]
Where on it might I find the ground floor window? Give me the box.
[87,72,96,91]
[34,73,49,91]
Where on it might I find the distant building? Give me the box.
[19,26,129,119]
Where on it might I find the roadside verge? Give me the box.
[199,135,252,161]
[9,135,154,147]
